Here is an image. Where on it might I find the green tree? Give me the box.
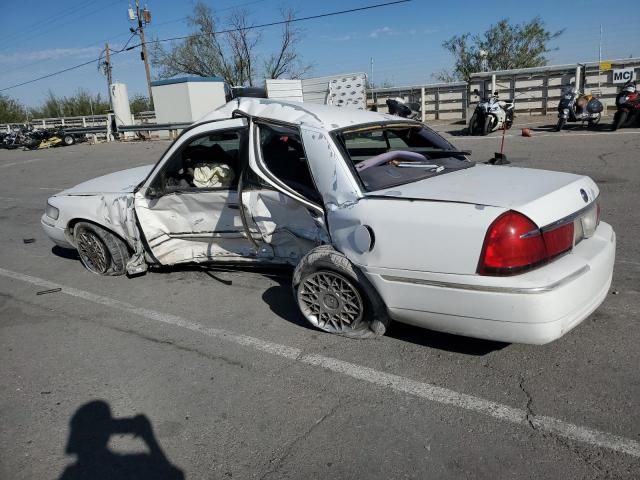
[129,94,153,114]
[438,17,563,81]
[0,94,27,123]
[31,89,110,118]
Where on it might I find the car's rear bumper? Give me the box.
[362,222,616,344]
[41,214,73,248]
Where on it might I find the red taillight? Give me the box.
[542,223,574,258]
[478,211,546,275]
[478,211,574,276]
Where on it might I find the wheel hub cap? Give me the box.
[298,271,364,333]
[77,232,109,274]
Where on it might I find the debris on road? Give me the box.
[36,287,62,295]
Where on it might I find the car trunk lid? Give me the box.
[366,164,599,228]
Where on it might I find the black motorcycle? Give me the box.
[386,98,420,119]
[555,86,603,131]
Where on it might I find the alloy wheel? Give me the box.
[297,271,364,333]
[77,231,110,274]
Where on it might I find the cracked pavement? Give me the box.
[1,124,639,479]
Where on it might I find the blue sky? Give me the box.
[1,0,638,107]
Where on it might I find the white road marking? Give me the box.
[0,158,43,169]
[38,187,63,191]
[1,266,639,458]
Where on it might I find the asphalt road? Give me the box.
[1,120,639,479]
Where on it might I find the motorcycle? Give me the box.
[612,81,640,130]
[386,98,420,120]
[555,86,602,131]
[468,90,514,136]
[2,127,27,150]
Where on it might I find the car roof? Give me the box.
[196,97,414,131]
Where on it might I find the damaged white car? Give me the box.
[42,98,615,344]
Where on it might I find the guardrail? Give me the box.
[1,113,191,141]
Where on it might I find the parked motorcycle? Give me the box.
[2,127,27,149]
[468,90,514,136]
[612,81,640,130]
[23,129,66,150]
[386,98,420,120]
[555,86,603,131]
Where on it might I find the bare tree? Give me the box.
[264,9,312,79]
[226,10,260,86]
[151,3,239,84]
[152,2,311,86]
[431,69,458,83]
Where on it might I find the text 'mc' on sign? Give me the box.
[612,67,636,84]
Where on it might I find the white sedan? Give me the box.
[42,98,615,344]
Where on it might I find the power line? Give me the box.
[0,30,133,78]
[1,0,296,78]
[0,0,411,93]
[151,0,272,29]
[130,0,411,50]
[0,0,125,50]
[0,0,102,45]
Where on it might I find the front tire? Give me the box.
[293,246,390,339]
[556,118,567,132]
[63,134,75,146]
[74,222,129,276]
[613,111,627,131]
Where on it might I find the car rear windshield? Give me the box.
[335,124,474,191]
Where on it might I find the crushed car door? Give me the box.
[239,119,329,264]
[134,118,258,265]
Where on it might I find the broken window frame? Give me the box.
[249,119,325,217]
[150,126,248,196]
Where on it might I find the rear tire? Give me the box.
[468,112,479,135]
[556,118,566,132]
[481,115,491,136]
[293,246,390,339]
[587,113,601,129]
[74,222,129,276]
[613,111,627,131]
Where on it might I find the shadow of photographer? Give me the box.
[59,400,184,480]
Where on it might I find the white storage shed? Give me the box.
[150,76,231,124]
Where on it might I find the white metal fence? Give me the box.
[368,57,640,121]
[1,111,156,133]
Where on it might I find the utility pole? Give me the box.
[598,24,603,91]
[370,57,376,107]
[104,43,113,107]
[131,0,153,104]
